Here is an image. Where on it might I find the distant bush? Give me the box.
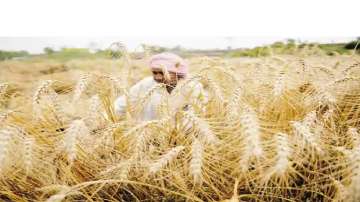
[42,48,104,61]
[43,47,55,55]
[37,48,126,61]
[228,39,357,58]
[0,50,29,60]
[318,44,350,55]
[59,48,91,58]
[229,47,271,57]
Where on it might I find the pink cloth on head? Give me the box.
[149,52,189,76]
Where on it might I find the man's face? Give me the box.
[152,68,184,86]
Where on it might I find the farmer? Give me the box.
[114,52,206,121]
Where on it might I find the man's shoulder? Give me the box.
[128,76,156,96]
[141,76,155,83]
[132,76,156,89]
[137,77,156,86]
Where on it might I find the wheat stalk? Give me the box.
[302,110,317,128]
[239,106,263,171]
[319,89,337,104]
[100,159,133,180]
[0,128,11,173]
[44,185,81,202]
[332,178,347,202]
[160,64,171,81]
[273,132,292,175]
[149,146,185,174]
[0,82,9,98]
[347,146,360,202]
[86,95,106,130]
[7,125,36,175]
[190,138,203,184]
[46,193,67,202]
[273,71,285,96]
[33,80,53,105]
[314,66,335,78]
[23,136,35,175]
[134,83,166,117]
[221,179,240,202]
[292,121,323,154]
[63,119,89,163]
[336,76,360,85]
[103,75,123,96]
[73,73,92,102]
[343,62,360,74]
[204,77,224,103]
[227,86,243,119]
[348,128,360,148]
[0,110,14,124]
[46,87,67,124]
[183,111,219,144]
[32,80,66,123]
[322,108,334,120]
[89,94,103,115]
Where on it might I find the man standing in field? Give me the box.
[114,52,206,121]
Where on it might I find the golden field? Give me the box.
[0,52,360,201]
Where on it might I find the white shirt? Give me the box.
[114,76,207,121]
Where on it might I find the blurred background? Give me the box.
[0,37,359,61]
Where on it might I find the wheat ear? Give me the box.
[190,138,203,184]
[149,146,185,174]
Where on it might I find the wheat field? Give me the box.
[0,51,360,201]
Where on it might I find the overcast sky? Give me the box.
[0,37,356,54]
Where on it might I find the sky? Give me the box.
[0,37,356,54]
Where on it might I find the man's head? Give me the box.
[149,52,188,86]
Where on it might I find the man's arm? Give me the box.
[114,95,127,116]
[114,81,143,117]
[114,77,154,117]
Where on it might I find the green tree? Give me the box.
[44,47,55,55]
